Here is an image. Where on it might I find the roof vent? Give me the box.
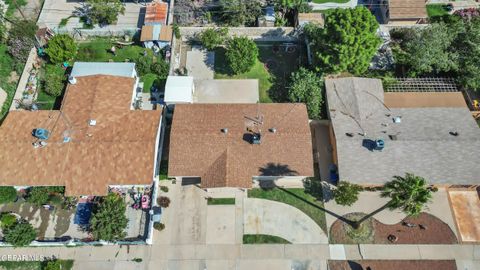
[389,134,398,140]
[221,128,228,134]
[269,127,277,133]
[89,119,97,126]
[393,116,402,123]
[449,131,459,136]
[68,76,77,85]
[32,128,50,140]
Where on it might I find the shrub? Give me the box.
[0,187,17,204]
[151,60,169,80]
[172,23,181,39]
[86,0,126,25]
[3,221,37,246]
[0,213,17,229]
[333,182,363,206]
[160,186,169,193]
[199,28,228,50]
[135,55,153,76]
[26,187,50,205]
[153,222,165,231]
[43,260,61,270]
[46,34,78,64]
[132,258,143,263]
[225,36,258,74]
[43,64,66,97]
[157,196,170,208]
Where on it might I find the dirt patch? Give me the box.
[328,260,457,270]
[330,212,457,244]
[449,190,480,242]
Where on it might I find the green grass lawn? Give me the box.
[36,90,57,110]
[214,42,306,103]
[427,4,450,17]
[248,187,327,233]
[243,234,291,244]
[76,38,166,93]
[0,44,17,119]
[0,260,74,270]
[207,198,236,205]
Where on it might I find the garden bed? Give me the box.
[330,212,458,244]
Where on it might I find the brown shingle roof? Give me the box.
[145,2,168,24]
[389,0,427,20]
[384,92,468,108]
[168,104,314,188]
[0,75,162,196]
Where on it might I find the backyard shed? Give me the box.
[140,24,173,49]
[144,1,169,25]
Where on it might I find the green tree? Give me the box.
[43,65,66,97]
[135,55,153,76]
[44,260,61,270]
[393,23,459,76]
[333,181,363,206]
[225,36,258,74]
[219,0,262,26]
[86,0,125,25]
[305,7,381,74]
[199,28,228,50]
[46,34,78,64]
[456,19,480,91]
[0,213,17,229]
[3,221,37,246]
[151,59,169,80]
[287,68,323,119]
[90,193,128,241]
[26,187,50,205]
[0,187,17,204]
[381,173,434,217]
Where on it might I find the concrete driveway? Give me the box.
[244,198,328,244]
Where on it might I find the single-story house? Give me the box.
[164,76,259,105]
[0,63,164,196]
[168,104,314,189]
[325,77,480,187]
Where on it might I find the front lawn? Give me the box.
[207,198,235,205]
[214,42,307,103]
[243,234,291,244]
[427,4,450,18]
[248,187,327,233]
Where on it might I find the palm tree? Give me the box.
[351,173,434,229]
[381,173,434,216]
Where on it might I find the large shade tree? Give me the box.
[46,34,78,64]
[90,193,128,241]
[86,0,125,25]
[305,7,381,75]
[287,68,323,119]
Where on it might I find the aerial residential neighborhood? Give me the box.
[0,0,478,269]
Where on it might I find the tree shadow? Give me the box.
[258,163,298,176]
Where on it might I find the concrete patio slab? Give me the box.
[186,48,214,81]
[449,190,480,242]
[243,198,328,244]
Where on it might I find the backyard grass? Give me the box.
[426,4,450,18]
[36,90,57,110]
[248,187,327,233]
[243,234,291,244]
[76,38,166,93]
[0,44,17,120]
[214,42,306,103]
[207,198,236,205]
[0,260,74,270]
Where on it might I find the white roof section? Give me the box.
[165,76,194,104]
[194,79,259,104]
[71,62,136,78]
